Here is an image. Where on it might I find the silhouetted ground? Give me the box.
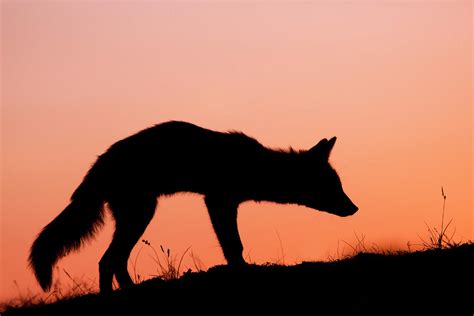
[4,243,473,315]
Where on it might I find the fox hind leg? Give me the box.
[204,196,245,266]
[100,196,156,293]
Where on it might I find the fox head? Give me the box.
[295,137,358,217]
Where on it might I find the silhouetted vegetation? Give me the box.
[3,242,473,315]
[418,187,461,250]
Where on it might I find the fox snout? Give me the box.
[337,193,359,217]
[305,192,358,217]
[339,201,358,217]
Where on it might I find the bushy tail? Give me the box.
[29,165,106,291]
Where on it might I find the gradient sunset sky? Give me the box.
[1,1,472,300]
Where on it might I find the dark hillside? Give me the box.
[4,243,473,315]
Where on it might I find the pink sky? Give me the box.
[1,1,472,301]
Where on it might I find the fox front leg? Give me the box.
[204,195,245,266]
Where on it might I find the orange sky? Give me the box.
[1,1,472,300]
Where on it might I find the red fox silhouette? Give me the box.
[30,121,358,293]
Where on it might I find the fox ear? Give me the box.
[326,136,337,158]
[308,138,328,154]
[308,137,336,160]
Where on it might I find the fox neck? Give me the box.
[243,149,303,204]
